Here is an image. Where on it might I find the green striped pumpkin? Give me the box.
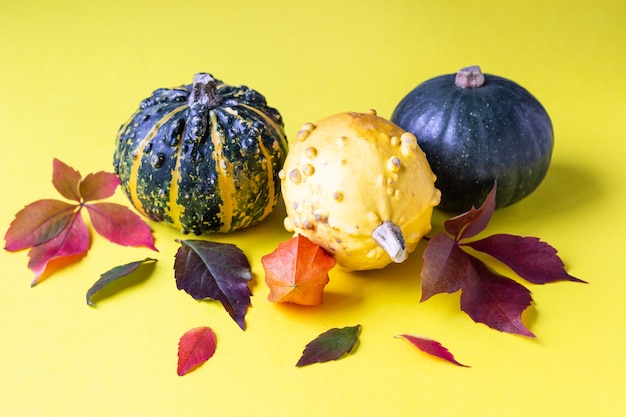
[113,73,288,234]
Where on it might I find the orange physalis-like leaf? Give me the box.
[177,326,217,376]
[262,235,336,305]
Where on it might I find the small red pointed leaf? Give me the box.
[177,327,217,376]
[444,182,497,241]
[86,258,157,306]
[175,240,252,330]
[4,199,77,251]
[421,233,471,302]
[460,257,535,337]
[85,202,157,250]
[28,213,90,285]
[262,235,335,305]
[52,159,82,202]
[296,325,361,367]
[79,171,121,202]
[464,234,585,284]
[395,334,469,367]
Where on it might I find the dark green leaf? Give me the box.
[86,258,157,305]
[296,325,361,367]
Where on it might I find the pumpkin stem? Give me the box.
[455,66,485,89]
[372,221,407,263]
[189,73,223,109]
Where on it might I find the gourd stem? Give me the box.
[372,221,407,264]
[455,65,485,89]
[189,73,223,109]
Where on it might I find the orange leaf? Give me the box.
[261,235,336,305]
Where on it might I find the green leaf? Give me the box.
[296,325,361,367]
[86,258,157,305]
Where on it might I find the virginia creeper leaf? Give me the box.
[460,257,535,337]
[86,258,157,306]
[79,171,121,202]
[174,239,252,330]
[85,202,157,250]
[262,235,336,305]
[52,158,82,202]
[464,234,585,284]
[177,326,217,376]
[444,182,497,241]
[28,213,90,285]
[395,334,469,367]
[296,325,361,367]
[4,199,77,251]
[421,233,471,302]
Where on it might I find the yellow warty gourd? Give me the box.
[279,110,441,271]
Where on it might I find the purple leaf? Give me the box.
[464,234,585,284]
[421,233,472,302]
[86,258,157,305]
[174,240,252,330]
[79,171,121,202]
[296,325,361,367]
[460,257,535,337]
[444,182,497,241]
[52,159,82,202]
[395,334,469,367]
[28,213,90,285]
[4,199,77,251]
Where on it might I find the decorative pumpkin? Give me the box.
[391,65,554,213]
[280,110,440,271]
[113,73,288,234]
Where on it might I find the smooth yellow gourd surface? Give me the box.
[280,109,441,271]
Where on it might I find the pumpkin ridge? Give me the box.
[208,110,234,232]
[128,105,187,217]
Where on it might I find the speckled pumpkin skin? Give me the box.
[113,73,288,234]
[280,110,441,271]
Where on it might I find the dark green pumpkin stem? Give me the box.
[455,65,485,89]
[189,73,222,109]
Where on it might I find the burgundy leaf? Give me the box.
[4,199,77,251]
[296,325,361,367]
[174,240,252,330]
[28,213,90,285]
[395,334,469,367]
[444,182,497,241]
[86,258,157,305]
[421,233,471,302]
[464,234,585,284]
[460,257,535,337]
[85,202,157,251]
[52,158,82,202]
[79,171,121,202]
[177,327,217,376]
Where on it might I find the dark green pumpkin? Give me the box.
[391,66,554,213]
[113,73,288,234]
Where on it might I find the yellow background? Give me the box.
[1,0,625,416]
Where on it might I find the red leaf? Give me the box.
[395,334,469,367]
[444,182,497,241]
[296,325,361,367]
[174,240,252,330]
[460,257,535,337]
[262,235,336,305]
[85,202,157,250]
[79,171,121,202]
[28,213,90,285]
[52,158,82,202]
[421,233,471,302]
[464,234,585,284]
[177,327,217,376]
[4,199,77,251]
